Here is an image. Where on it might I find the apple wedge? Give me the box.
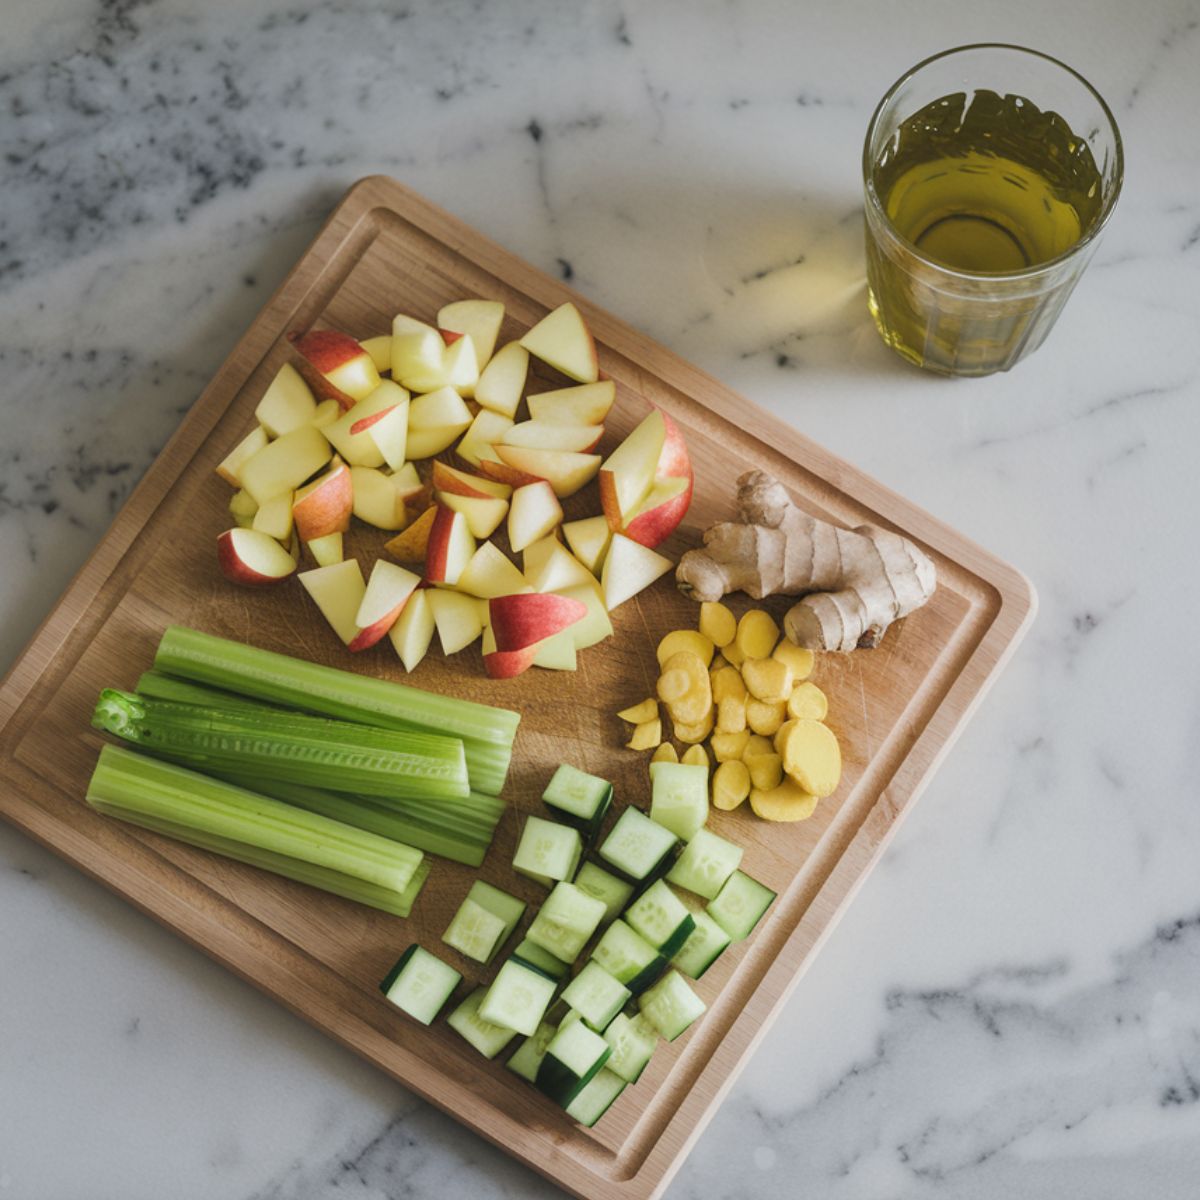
[483,643,540,680]
[489,592,587,652]
[600,533,673,611]
[350,466,407,531]
[532,629,578,671]
[519,302,598,383]
[292,460,352,541]
[251,491,294,542]
[473,341,528,418]
[523,537,596,593]
[215,426,269,487]
[402,336,479,396]
[437,491,509,539]
[228,488,257,528]
[384,506,437,563]
[406,386,472,460]
[255,363,317,437]
[309,398,342,429]
[291,329,381,406]
[392,462,425,502]
[363,400,409,471]
[562,514,613,575]
[388,587,436,672]
[360,335,392,374]
[348,561,421,651]
[501,420,604,454]
[597,408,693,546]
[507,481,563,553]
[424,506,476,586]
[526,381,616,426]
[491,445,601,498]
[457,409,514,468]
[306,532,344,566]
[438,299,504,369]
[556,582,614,650]
[217,528,298,586]
[391,315,444,385]
[431,460,511,500]
[428,589,486,655]
[323,381,408,468]
[239,425,332,505]
[299,559,367,645]
[454,541,531,599]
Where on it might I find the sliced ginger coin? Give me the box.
[627,718,662,751]
[656,629,715,669]
[750,777,818,822]
[742,733,773,759]
[710,730,751,762]
[712,760,751,811]
[741,657,793,703]
[777,718,841,797]
[651,742,679,764]
[657,651,712,725]
[772,641,814,681]
[711,666,746,703]
[746,698,786,737]
[699,601,736,648]
[672,711,714,744]
[618,697,659,724]
[716,696,747,733]
[735,609,779,660]
[680,743,709,772]
[745,751,783,791]
[787,681,828,721]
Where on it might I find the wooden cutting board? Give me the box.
[0,176,1034,1200]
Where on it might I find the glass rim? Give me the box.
[862,42,1125,282]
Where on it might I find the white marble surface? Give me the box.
[3,1,1200,1196]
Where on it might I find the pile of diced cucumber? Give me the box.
[378,760,776,1127]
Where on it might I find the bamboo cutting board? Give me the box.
[0,176,1034,1200]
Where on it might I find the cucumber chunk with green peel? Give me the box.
[513,937,571,981]
[478,959,558,1036]
[465,880,526,960]
[638,970,706,1041]
[648,762,709,841]
[623,880,696,959]
[561,961,631,1032]
[707,870,776,941]
[602,1011,659,1083]
[536,1018,612,1105]
[666,827,744,900]
[513,814,583,885]
[573,860,633,925]
[598,807,678,884]
[447,988,518,1058]
[379,944,461,1026]
[542,764,613,841]
[442,896,508,964]
[590,919,666,995]
[670,910,731,979]
[565,1067,626,1126]
[526,882,607,964]
[506,1019,559,1083]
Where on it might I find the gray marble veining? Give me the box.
[3,1,1200,1197]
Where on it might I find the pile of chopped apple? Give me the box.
[213,299,694,678]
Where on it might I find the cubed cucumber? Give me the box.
[624,880,696,959]
[602,1011,658,1084]
[478,958,557,1036]
[638,970,706,1041]
[536,1018,612,1105]
[560,961,631,1032]
[513,814,583,885]
[379,944,461,1026]
[506,1019,558,1083]
[513,936,572,981]
[543,764,613,842]
[526,881,607,964]
[599,807,678,884]
[670,910,731,979]
[564,1067,626,1127]
[442,896,507,964]
[707,870,776,941]
[649,762,709,841]
[573,860,634,925]
[466,880,527,958]
[666,827,744,900]
[591,919,666,995]
[447,987,518,1058]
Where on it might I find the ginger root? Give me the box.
[676,471,937,652]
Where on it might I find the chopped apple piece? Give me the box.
[391,314,444,385]
[556,582,613,650]
[306,532,343,566]
[251,491,294,542]
[519,302,598,383]
[432,460,511,500]
[291,329,380,404]
[217,528,298,586]
[391,462,424,501]
[309,398,342,429]
[491,445,601,498]
[483,643,540,679]
[408,386,472,430]
[349,561,420,651]
[508,481,563,553]
[526,381,616,425]
[424,506,476,586]
[238,425,332,505]
[228,488,257,528]
[562,515,613,574]
[299,559,367,645]
[600,533,673,611]
[438,299,504,368]
[384,505,437,562]
[388,587,436,671]
[255,363,317,437]
[293,460,352,541]
[532,629,578,671]
[364,401,409,471]
[457,409,514,468]
[437,491,509,539]
[215,426,269,487]
[523,537,595,593]
[349,466,406,531]
[360,335,392,374]
[489,592,587,652]
[455,541,530,599]
[429,588,486,655]
[473,341,528,418]
[599,408,693,546]
[322,381,408,468]
[598,410,663,528]
[501,420,605,454]
[402,335,479,396]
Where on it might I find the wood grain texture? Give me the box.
[0,176,1035,1200]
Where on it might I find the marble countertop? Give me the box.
[3,1,1200,1196]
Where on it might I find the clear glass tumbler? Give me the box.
[863,44,1124,376]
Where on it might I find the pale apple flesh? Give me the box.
[429,589,486,655]
[350,466,408,531]
[437,299,505,368]
[215,425,269,487]
[290,329,381,404]
[600,533,674,611]
[518,302,599,383]
[306,532,344,566]
[299,559,368,644]
[437,491,509,539]
[239,425,333,506]
[251,491,294,542]
[507,480,564,553]
[455,541,531,599]
[491,444,602,498]
[501,420,605,454]
[432,460,512,500]
[255,363,317,437]
[473,341,528,418]
[598,408,693,546]
[292,460,352,542]
[562,514,613,575]
[217,528,298,586]
[526,380,615,425]
[388,587,436,671]
[349,561,420,652]
[457,410,514,468]
[423,506,476,586]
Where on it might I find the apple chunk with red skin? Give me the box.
[348,561,420,651]
[488,592,587,651]
[519,302,598,383]
[290,329,381,409]
[292,459,352,541]
[598,408,693,547]
[217,528,298,586]
[299,559,367,645]
[423,505,476,586]
[431,460,512,500]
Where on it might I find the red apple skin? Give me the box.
[349,404,398,435]
[290,352,355,412]
[655,411,692,481]
[291,329,369,374]
[621,477,694,548]
[439,329,464,346]
[293,463,353,541]
[432,461,507,499]
[216,530,297,586]
[347,596,410,652]
[600,408,694,542]
[488,593,587,652]
[423,504,471,584]
[478,459,544,489]
[483,645,539,679]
